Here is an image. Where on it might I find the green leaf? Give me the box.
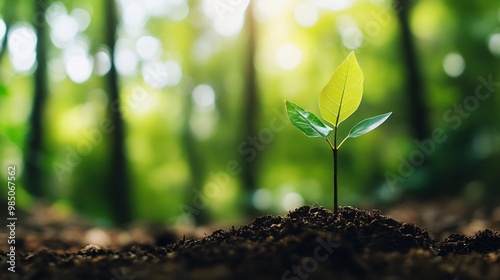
[319,51,363,127]
[346,112,392,139]
[286,100,333,138]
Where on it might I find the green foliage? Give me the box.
[346,112,392,139]
[285,101,332,138]
[319,52,364,127]
[286,52,392,212]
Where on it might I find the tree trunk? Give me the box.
[104,0,131,225]
[394,0,428,140]
[180,96,209,225]
[240,3,259,217]
[24,0,48,197]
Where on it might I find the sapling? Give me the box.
[285,52,392,213]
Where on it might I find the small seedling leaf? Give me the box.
[286,100,333,138]
[346,112,392,139]
[319,51,363,127]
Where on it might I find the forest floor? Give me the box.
[0,198,499,280]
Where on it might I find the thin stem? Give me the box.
[333,147,338,213]
[325,137,335,151]
[337,136,349,150]
[325,127,339,214]
[333,125,339,214]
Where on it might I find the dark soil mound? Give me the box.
[1,206,499,280]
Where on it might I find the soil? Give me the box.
[1,201,499,280]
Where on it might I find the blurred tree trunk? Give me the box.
[104,0,131,225]
[394,0,428,140]
[0,1,12,64]
[240,3,259,217]
[181,96,208,224]
[24,0,47,197]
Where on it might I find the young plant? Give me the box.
[285,52,392,213]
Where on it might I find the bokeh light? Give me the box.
[254,0,287,22]
[136,35,162,61]
[443,52,465,77]
[120,0,148,30]
[190,84,218,140]
[192,84,215,109]
[144,0,172,17]
[168,0,189,21]
[275,43,302,70]
[487,33,500,56]
[49,13,79,48]
[281,192,304,211]
[94,49,112,76]
[8,23,37,72]
[252,188,273,211]
[66,55,93,83]
[145,0,189,20]
[71,8,91,32]
[341,27,363,50]
[204,0,250,36]
[63,37,93,83]
[115,40,139,76]
[142,60,182,89]
[294,2,319,27]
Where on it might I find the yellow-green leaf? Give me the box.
[319,52,363,127]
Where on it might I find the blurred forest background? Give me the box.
[0,0,499,226]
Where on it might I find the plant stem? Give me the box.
[333,147,338,213]
[333,125,339,214]
[326,127,339,214]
